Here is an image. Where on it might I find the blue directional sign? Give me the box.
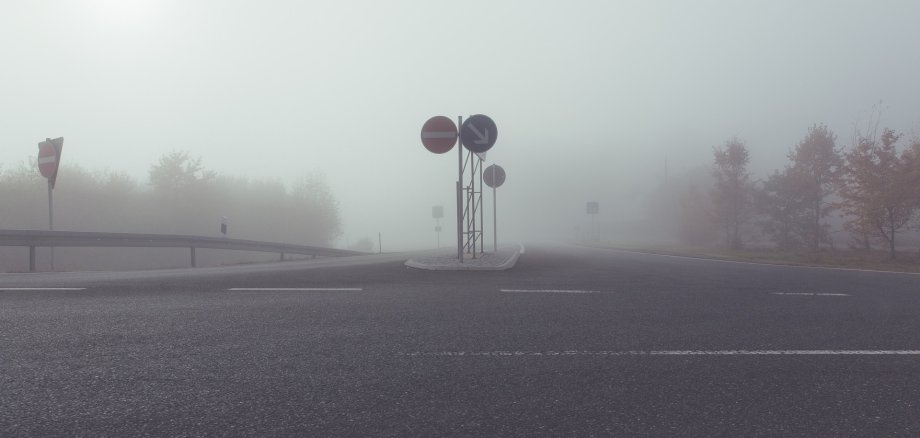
[460,114,497,153]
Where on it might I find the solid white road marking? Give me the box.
[0,288,86,291]
[500,289,599,294]
[772,292,851,296]
[226,288,363,291]
[401,350,920,357]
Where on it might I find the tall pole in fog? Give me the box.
[493,179,497,252]
[457,116,464,262]
[48,179,54,270]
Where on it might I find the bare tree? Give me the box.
[711,137,753,250]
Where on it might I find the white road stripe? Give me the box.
[0,287,86,291]
[401,350,920,357]
[226,288,363,291]
[772,292,851,296]
[500,289,599,294]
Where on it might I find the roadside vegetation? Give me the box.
[607,106,920,272]
[0,151,341,271]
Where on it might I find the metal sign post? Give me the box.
[459,115,497,259]
[483,164,505,253]
[587,201,600,242]
[37,137,64,271]
[432,206,444,248]
[493,182,497,252]
[479,158,484,255]
[457,116,463,262]
[47,180,54,270]
[421,114,497,262]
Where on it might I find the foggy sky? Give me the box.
[3,0,919,250]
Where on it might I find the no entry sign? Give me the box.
[421,116,458,154]
[37,137,64,188]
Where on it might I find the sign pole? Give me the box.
[471,151,476,259]
[457,115,463,262]
[493,182,497,252]
[37,136,64,272]
[479,158,484,255]
[48,180,54,270]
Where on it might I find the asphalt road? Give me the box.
[2,244,920,437]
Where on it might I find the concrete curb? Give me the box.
[405,244,525,271]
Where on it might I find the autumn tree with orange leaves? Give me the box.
[839,129,920,259]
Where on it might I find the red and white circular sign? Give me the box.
[420,116,458,154]
[37,141,59,178]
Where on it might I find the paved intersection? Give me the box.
[2,244,920,436]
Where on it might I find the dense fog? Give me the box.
[2,1,920,268]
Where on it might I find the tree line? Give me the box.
[662,120,920,260]
[0,151,342,246]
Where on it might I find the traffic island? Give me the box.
[405,245,523,271]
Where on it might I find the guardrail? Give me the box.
[0,230,364,272]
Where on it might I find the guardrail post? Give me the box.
[280,252,285,262]
[30,246,36,272]
[190,247,197,268]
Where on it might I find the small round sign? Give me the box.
[460,114,497,153]
[483,164,506,188]
[421,116,458,154]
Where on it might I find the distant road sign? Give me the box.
[37,137,64,188]
[587,202,599,215]
[460,114,497,153]
[432,205,444,219]
[483,164,506,188]
[421,116,458,154]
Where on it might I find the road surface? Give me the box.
[2,244,920,436]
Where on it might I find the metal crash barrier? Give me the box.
[0,230,362,272]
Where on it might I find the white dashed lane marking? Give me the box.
[226,288,363,291]
[500,289,599,294]
[772,292,851,297]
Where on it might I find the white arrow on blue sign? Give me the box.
[460,114,497,153]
